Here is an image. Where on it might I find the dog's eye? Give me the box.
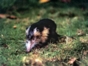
[28,36,34,40]
[31,36,34,39]
[36,29,39,31]
[26,35,34,40]
[36,36,40,39]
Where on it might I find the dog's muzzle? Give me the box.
[25,40,36,52]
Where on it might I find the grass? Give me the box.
[0,6,88,66]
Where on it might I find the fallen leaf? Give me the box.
[83,50,88,56]
[73,16,78,20]
[13,25,17,29]
[77,29,85,36]
[68,57,77,64]
[23,54,44,66]
[79,37,88,43]
[6,15,17,19]
[0,14,6,18]
[51,57,58,62]
[0,14,17,19]
[65,36,73,44]
[39,0,50,3]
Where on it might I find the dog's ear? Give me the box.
[26,26,30,35]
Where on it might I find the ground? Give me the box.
[0,6,88,66]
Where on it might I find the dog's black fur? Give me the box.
[26,18,61,52]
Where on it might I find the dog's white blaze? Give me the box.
[26,26,31,35]
[26,40,36,52]
[34,28,37,34]
[26,40,31,52]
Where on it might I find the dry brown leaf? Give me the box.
[59,36,66,43]
[77,29,85,36]
[0,14,6,18]
[39,0,50,3]
[0,14,17,19]
[51,57,58,62]
[13,25,17,29]
[65,36,73,44]
[68,57,77,64]
[79,37,88,43]
[7,15,17,19]
[83,50,88,56]
[23,54,44,66]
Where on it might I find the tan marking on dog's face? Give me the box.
[33,28,41,44]
[32,27,49,43]
[34,28,41,36]
[41,27,49,43]
[34,31,41,37]
[42,27,49,36]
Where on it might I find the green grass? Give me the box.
[0,6,88,66]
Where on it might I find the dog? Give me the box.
[25,18,60,52]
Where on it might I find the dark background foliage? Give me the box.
[0,0,88,13]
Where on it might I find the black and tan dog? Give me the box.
[25,18,61,52]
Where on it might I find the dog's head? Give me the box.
[25,26,49,52]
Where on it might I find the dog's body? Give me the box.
[26,19,59,52]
